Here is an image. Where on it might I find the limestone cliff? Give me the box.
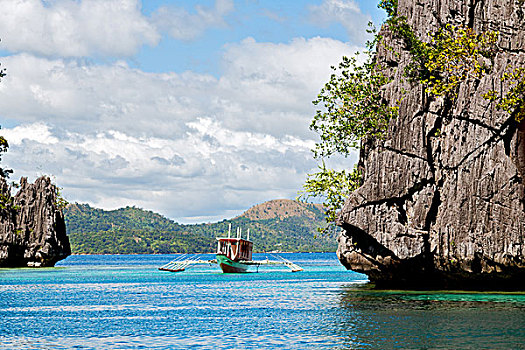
[0,176,70,267]
[337,0,525,290]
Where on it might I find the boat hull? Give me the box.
[216,254,249,273]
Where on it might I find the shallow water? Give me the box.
[0,253,523,349]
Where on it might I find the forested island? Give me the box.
[65,199,335,254]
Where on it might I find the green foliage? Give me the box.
[299,164,361,232]
[0,185,19,211]
[64,202,336,254]
[303,22,398,229]
[0,125,15,211]
[70,228,216,255]
[385,7,523,122]
[499,67,525,122]
[310,37,397,159]
[302,0,523,236]
[397,21,523,122]
[0,59,8,179]
[65,203,186,234]
[484,67,525,123]
[383,10,498,100]
[188,213,335,253]
[0,193,15,210]
[382,9,431,82]
[55,187,69,211]
[0,127,13,179]
[378,0,398,17]
[421,25,498,98]
[64,204,214,254]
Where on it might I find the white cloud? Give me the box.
[1,123,58,145]
[2,120,316,222]
[0,0,236,57]
[0,37,358,138]
[218,37,360,137]
[151,0,234,41]
[0,53,218,137]
[0,36,359,222]
[0,0,159,57]
[309,0,372,45]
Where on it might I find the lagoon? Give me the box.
[1,253,524,349]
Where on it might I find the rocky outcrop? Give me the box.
[0,176,70,267]
[337,0,525,290]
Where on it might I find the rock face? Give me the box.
[0,176,70,267]
[337,0,525,290]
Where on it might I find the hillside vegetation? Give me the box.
[65,199,335,254]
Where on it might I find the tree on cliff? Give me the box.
[0,132,11,179]
[299,5,399,232]
[298,34,396,230]
[0,62,10,180]
[301,0,524,232]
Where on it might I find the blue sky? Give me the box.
[133,0,385,75]
[0,0,386,223]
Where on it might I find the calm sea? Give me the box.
[0,253,524,349]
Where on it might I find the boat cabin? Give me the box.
[216,237,253,262]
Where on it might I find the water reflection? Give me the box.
[334,285,525,349]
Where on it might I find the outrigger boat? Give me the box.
[159,225,303,273]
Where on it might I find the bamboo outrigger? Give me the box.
[159,225,303,273]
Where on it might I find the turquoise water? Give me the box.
[0,253,523,349]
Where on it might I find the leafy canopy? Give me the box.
[485,67,525,123]
[0,63,10,180]
[421,24,498,98]
[300,162,361,228]
[0,134,10,179]
[300,24,398,232]
[310,29,397,159]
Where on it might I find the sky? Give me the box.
[0,0,385,223]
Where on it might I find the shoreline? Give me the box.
[69,250,335,256]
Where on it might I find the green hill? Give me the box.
[64,199,335,254]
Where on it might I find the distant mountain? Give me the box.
[240,199,324,221]
[64,199,335,254]
[66,203,185,233]
[64,203,212,255]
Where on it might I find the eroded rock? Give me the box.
[0,176,70,267]
[337,0,525,290]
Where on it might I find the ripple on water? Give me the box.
[1,253,524,349]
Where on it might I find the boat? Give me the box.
[215,227,253,273]
[159,224,303,273]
